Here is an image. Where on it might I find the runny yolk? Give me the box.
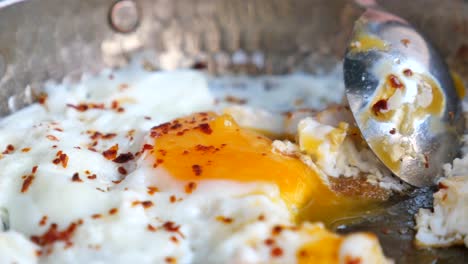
[150,112,381,224]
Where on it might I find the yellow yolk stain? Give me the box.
[150,113,381,222]
[296,225,389,264]
[451,71,466,99]
[350,34,389,53]
[296,225,342,264]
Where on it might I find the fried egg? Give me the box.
[0,62,392,263]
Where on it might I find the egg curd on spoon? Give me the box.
[0,63,392,264]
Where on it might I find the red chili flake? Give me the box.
[77,219,84,225]
[271,247,283,257]
[170,195,177,203]
[424,154,430,168]
[30,222,79,247]
[144,116,152,120]
[388,74,403,89]
[403,69,413,77]
[158,149,167,156]
[170,123,182,130]
[345,256,362,264]
[52,158,61,165]
[21,147,31,153]
[88,131,102,140]
[112,179,123,184]
[197,123,212,135]
[113,152,134,163]
[147,224,157,232]
[39,216,48,226]
[372,99,388,115]
[170,236,178,243]
[131,201,141,207]
[225,95,247,104]
[87,174,97,180]
[153,159,164,168]
[142,144,154,152]
[46,135,59,141]
[401,38,410,47]
[298,250,308,258]
[381,227,391,235]
[71,173,83,182]
[52,145,58,149]
[2,144,15,154]
[162,221,181,233]
[182,150,189,155]
[118,166,127,175]
[116,107,125,113]
[176,129,190,136]
[264,238,275,246]
[38,93,48,105]
[103,133,117,140]
[141,201,154,209]
[191,164,202,176]
[192,61,207,70]
[53,128,63,132]
[271,225,283,236]
[32,166,38,174]
[216,216,233,224]
[147,186,159,195]
[21,175,35,193]
[258,214,265,221]
[102,144,119,160]
[67,104,89,112]
[194,144,217,153]
[111,100,119,109]
[389,128,396,134]
[438,182,448,189]
[449,111,455,121]
[59,153,69,168]
[108,208,118,215]
[184,182,197,194]
[91,214,102,219]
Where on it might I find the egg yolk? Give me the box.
[149,112,381,223]
[150,112,325,209]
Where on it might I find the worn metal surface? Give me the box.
[344,8,464,187]
[0,0,467,262]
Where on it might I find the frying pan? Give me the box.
[0,0,467,262]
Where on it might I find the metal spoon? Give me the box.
[343,5,465,187]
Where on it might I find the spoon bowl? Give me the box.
[344,8,465,187]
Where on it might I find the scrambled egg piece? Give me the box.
[415,176,468,247]
[298,117,348,177]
